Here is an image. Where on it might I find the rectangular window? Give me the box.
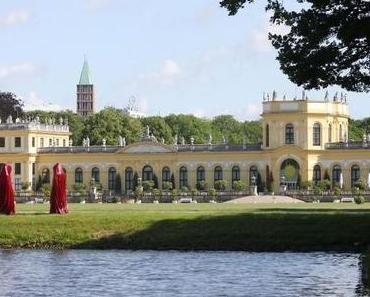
[15,163,21,175]
[32,137,36,147]
[14,177,21,191]
[15,137,21,148]
[56,139,59,146]
[40,138,44,147]
[63,139,66,147]
[32,163,36,175]
[0,137,5,147]
[49,139,53,146]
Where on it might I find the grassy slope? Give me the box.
[1,203,370,251]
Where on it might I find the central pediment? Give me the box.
[118,142,175,154]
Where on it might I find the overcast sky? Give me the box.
[0,0,368,120]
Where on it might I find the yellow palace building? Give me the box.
[0,94,368,194]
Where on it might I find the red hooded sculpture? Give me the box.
[50,163,68,214]
[0,164,16,215]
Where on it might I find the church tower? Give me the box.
[77,58,95,116]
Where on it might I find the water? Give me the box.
[0,250,368,297]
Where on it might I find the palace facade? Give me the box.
[0,96,368,193]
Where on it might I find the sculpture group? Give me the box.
[0,163,68,215]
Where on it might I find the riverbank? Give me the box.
[1,203,370,251]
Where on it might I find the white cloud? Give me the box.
[84,0,112,10]
[23,92,64,112]
[0,10,30,28]
[137,59,182,86]
[249,15,290,53]
[244,103,262,120]
[0,63,40,80]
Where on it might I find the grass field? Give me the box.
[1,203,370,251]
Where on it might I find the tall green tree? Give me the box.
[164,114,213,144]
[220,0,370,92]
[140,116,173,143]
[0,92,24,121]
[83,107,143,145]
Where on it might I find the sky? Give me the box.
[0,0,369,120]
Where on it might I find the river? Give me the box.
[0,250,368,296]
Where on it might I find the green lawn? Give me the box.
[1,203,370,251]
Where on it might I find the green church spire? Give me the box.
[79,57,92,85]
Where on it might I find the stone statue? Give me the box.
[146,125,150,137]
[333,92,338,102]
[208,134,212,145]
[102,138,106,147]
[190,137,194,145]
[82,138,86,147]
[36,116,40,123]
[86,137,90,147]
[222,135,226,144]
[59,117,63,125]
[324,91,329,101]
[272,90,277,101]
[174,134,178,145]
[118,135,123,146]
[122,137,126,147]
[69,139,73,147]
[363,134,367,143]
[161,137,165,144]
[181,137,185,145]
[6,115,12,124]
[64,118,68,125]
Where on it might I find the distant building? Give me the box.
[1,93,367,194]
[76,58,95,116]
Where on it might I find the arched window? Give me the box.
[328,123,332,143]
[42,168,50,184]
[179,166,188,188]
[214,166,223,182]
[142,165,153,181]
[332,165,342,187]
[313,123,321,146]
[339,124,343,141]
[232,166,240,183]
[162,167,171,183]
[125,167,134,191]
[351,165,360,188]
[265,124,269,147]
[249,166,258,186]
[75,168,83,184]
[285,123,294,144]
[91,167,100,183]
[108,167,117,190]
[196,166,205,185]
[313,165,321,184]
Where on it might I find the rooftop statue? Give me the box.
[181,137,185,145]
[208,134,212,145]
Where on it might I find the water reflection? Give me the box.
[0,250,369,297]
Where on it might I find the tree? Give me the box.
[115,173,122,194]
[133,172,139,190]
[170,173,176,189]
[153,174,159,189]
[83,107,143,145]
[220,0,370,92]
[0,92,24,121]
[140,116,173,144]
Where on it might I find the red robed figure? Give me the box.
[0,164,16,215]
[50,163,68,214]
